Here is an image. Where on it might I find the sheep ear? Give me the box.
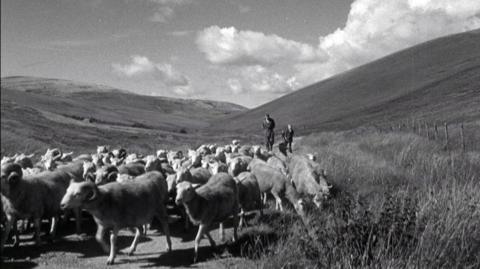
[191,183,201,189]
[8,172,21,185]
[107,172,118,182]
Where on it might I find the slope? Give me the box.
[212,29,480,134]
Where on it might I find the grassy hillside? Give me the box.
[213,29,480,134]
[1,76,249,155]
[234,128,480,268]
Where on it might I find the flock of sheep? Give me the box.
[1,140,332,265]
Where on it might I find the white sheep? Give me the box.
[60,171,172,265]
[175,172,239,263]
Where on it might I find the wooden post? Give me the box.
[434,123,438,140]
[444,122,449,150]
[460,123,466,152]
[412,119,416,133]
[425,122,430,139]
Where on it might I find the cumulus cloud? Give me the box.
[113,55,191,95]
[197,0,480,95]
[227,65,299,95]
[296,0,480,84]
[196,26,326,66]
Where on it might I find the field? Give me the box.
[2,125,479,268]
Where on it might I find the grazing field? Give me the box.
[243,126,480,268]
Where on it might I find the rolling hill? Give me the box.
[1,77,247,154]
[213,29,480,134]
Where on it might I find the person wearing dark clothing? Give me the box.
[262,114,275,151]
[282,124,294,153]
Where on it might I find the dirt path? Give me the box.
[1,214,256,269]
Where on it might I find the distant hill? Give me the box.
[213,29,480,134]
[1,76,247,154]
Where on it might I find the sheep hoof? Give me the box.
[127,248,135,256]
[106,258,115,265]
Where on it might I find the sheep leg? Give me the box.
[205,231,216,248]
[262,193,267,205]
[157,206,172,252]
[272,192,284,211]
[127,226,141,256]
[33,218,42,246]
[219,222,225,242]
[48,216,59,242]
[194,224,208,263]
[232,212,239,242]
[95,225,109,253]
[107,228,118,265]
[1,215,14,251]
[238,208,246,229]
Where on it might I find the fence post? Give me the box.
[460,123,466,152]
[434,123,438,140]
[444,122,449,150]
[426,122,430,139]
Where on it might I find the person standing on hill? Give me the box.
[262,114,275,151]
[282,124,294,153]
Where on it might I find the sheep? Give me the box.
[97,145,110,155]
[14,153,35,169]
[205,160,228,175]
[266,155,288,176]
[252,145,271,161]
[83,161,97,182]
[125,153,145,165]
[176,167,211,185]
[144,155,175,176]
[247,160,305,214]
[232,139,240,146]
[235,172,263,228]
[175,172,239,262]
[156,149,168,160]
[228,156,252,177]
[60,171,172,265]
[214,148,226,163]
[72,153,92,162]
[117,162,146,177]
[1,163,76,250]
[287,155,331,208]
[238,145,253,157]
[94,165,119,185]
[2,153,35,169]
[196,145,211,156]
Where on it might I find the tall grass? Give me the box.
[239,129,480,268]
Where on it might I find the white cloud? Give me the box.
[197,0,480,95]
[196,26,326,66]
[296,0,480,84]
[227,78,244,94]
[113,55,190,95]
[227,65,298,95]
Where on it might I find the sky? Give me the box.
[2,0,480,108]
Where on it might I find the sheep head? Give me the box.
[176,167,192,183]
[1,163,23,196]
[61,181,98,209]
[95,165,118,185]
[175,181,195,205]
[83,161,96,182]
